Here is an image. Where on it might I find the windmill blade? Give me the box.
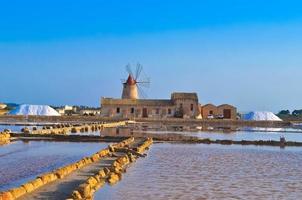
[137,85,148,99]
[135,63,143,80]
[137,81,150,88]
[126,64,134,77]
[137,76,151,88]
[137,66,150,83]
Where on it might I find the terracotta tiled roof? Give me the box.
[125,75,136,85]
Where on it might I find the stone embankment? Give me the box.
[21,121,127,135]
[71,138,153,200]
[136,118,292,128]
[0,115,124,124]
[0,129,11,145]
[171,138,302,147]
[0,137,153,200]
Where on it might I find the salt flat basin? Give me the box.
[142,130,302,142]
[95,143,302,200]
[0,141,108,191]
[190,130,302,142]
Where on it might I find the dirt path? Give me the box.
[18,138,144,200]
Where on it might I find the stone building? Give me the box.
[201,104,237,120]
[200,104,217,118]
[100,92,201,119]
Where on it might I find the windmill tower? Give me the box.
[122,63,150,99]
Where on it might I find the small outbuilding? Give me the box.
[201,104,237,120]
[200,104,218,119]
[217,104,237,120]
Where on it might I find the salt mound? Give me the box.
[9,104,60,116]
[243,111,282,121]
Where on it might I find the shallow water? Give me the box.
[0,125,28,132]
[0,125,45,133]
[95,143,302,200]
[69,131,101,136]
[190,130,302,142]
[0,141,108,191]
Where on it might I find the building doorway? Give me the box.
[223,109,231,119]
[142,108,148,118]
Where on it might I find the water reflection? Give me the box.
[100,125,302,142]
[95,143,302,200]
[2,123,302,143]
[0,125,42,133]
[101,127,199,141]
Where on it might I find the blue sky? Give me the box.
[1,0,302,112]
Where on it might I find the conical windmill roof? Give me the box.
[125,75,136,85]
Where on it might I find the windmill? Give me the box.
[121,63,150,99]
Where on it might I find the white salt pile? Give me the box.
[9,104,60,116]
[242,111,282,121]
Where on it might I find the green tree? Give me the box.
[278,110,290,115]
[292,109,302,116]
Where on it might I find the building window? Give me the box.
[209,110,213,115]
[168,108,172,115]
[180,103,183,108]
[116,107,120,114]
[190,104,194,111]
[131,108,135,114]
[156,108,160,115]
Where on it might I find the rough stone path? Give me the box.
[18,138,144,200]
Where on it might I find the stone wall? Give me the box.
[173,98,200,118]
[101,104,176,119]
